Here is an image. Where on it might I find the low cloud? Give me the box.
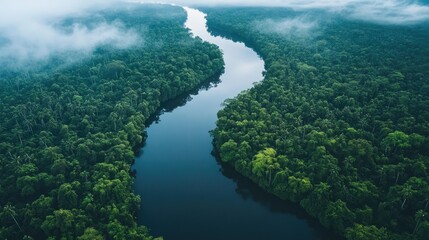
[0,0,139,66]
[344,0,429,24]
[1,0,427,67]
[254,16,320,39]
[171,0,429,25]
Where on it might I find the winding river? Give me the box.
[133,7,339,240]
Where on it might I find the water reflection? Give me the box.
[144,78,221,126]
[215,154,341,240]
[133,6,340,240]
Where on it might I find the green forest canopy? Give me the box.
[205,7,429,240]
[0,4,224,239]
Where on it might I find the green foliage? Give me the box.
[77,228,104,240]
[0,4,224,239]
[345,224,389,240]
[207,6,429,240]
[321,200,355,233]
[220,139,238,162]
[251,148,279,186]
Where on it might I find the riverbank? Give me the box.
[132,7,338,240]
[207,6,429,240]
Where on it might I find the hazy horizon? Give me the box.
[0,0,428,65]
[169,0,429,24]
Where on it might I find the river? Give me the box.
[132,7,339,240]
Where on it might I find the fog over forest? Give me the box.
[0,0,428,64]
[0,1,428,240]
[171,0,429,24]
[0,0,138,65]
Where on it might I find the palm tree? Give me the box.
[400,185,414,209]
[3,204,22,231]
[413,210,426,234]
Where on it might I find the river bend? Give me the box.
[132,7,337,240]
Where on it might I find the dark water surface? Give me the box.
[132,7,340,240]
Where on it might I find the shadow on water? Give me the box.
[212,150,343,240]
[145,77,221,126]
[133,76,221,159]
[133,6,343,240]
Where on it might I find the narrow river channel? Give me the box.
[132,7,339,240]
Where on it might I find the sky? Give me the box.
[0,0,428,65]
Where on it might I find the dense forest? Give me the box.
[0,4,224,239]
[205,7,429,240]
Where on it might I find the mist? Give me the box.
[254,16,320,39]
[170,0,429,25]
[0,0,139,67]
[1,0,428,68]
